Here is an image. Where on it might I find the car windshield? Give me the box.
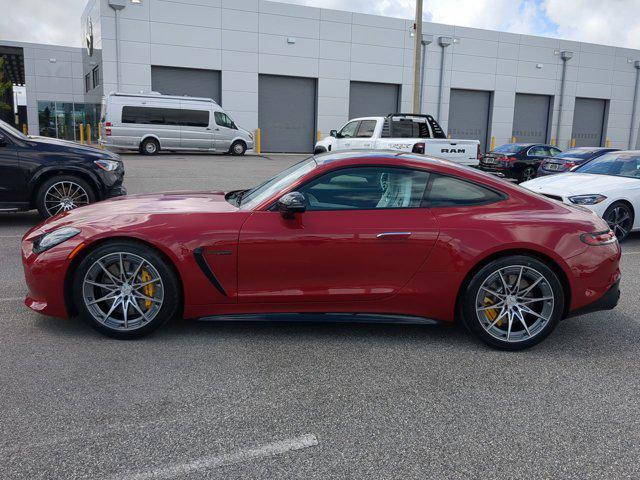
[237,158,317,209]
[554,148,599,160]
[575,152,640,178]
[0,119,29,140]
[491,144,523,154]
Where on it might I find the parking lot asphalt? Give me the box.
[2,153,640,479]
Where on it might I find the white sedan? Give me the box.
[521,150,640,241]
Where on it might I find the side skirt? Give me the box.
[196,312,440,325]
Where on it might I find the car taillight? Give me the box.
[564,161,576,169]
[412,142,425,154]
[580,230,617,246]
[105,122,111,136]
[501,156,517,163]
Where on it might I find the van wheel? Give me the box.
[229,140,246,156]
[141,138,160,155]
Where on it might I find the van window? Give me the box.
[214,112,235,129]
[121,106,209,127]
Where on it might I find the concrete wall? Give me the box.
[0,40,85,135]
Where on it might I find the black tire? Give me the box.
[461,255,564,350]
[603,202,634,242]
[72,240,180,339]
[519,166,536,183]
[140,138,160,155]
[35,175,96,218]
[229,140,247,156]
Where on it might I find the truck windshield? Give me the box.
[237,158,317,209]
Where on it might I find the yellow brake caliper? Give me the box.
[140,268,155,310]
[483,296,502,326]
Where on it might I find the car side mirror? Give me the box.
[330,130,337,137]
[277,192,306,218]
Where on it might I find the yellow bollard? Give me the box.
[317,130,322,142]
[255,128,261,154]
[447,133,452,139]
[490,136,495,151]
[86,124,92,145]
[605,139,611,148]
[511,136,516,143]
[22,124,28,135]
[79,123,85,144]
[570,138,576,147]
[550,138,556,146]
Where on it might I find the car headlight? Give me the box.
[568,194,607,205]
[33,227,81,254]
[94,159,120,171]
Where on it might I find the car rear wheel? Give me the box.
[461,255,564,350]
[35,175,96,218]
[229,140,247,156]
[141,138,160,155]
[603,202,634,242]
[73,241,180,339]
[520,167,536,182]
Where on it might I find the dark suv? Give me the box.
[0,120,125,218]
[479,143,562,182]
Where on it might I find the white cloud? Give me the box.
[1,0,639,50]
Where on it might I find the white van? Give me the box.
[100,92,254,155]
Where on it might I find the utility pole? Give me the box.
[412,0,423,114]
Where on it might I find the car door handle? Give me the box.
[376,232,412,239]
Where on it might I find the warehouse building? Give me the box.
[1,0,640,153]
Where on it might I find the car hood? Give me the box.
[28,136,119,158]
[521,173,639,195]
[26,191,240,238]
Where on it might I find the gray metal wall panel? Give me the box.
[512,93,550,144]
[572,98,606,147]
[349,81,399,118]
[448,89,491,152]
[151,66,221,103]
[258,74,316,153]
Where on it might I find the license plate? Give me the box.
[483,158,496,164]
[546,163,560,171]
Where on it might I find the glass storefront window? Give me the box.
[37,101,101,141]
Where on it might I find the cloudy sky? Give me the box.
[2,0,640,50]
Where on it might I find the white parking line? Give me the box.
[0,235,22,239]
[622,251,640,255]
[114,434,319,480]
[0,297,23,302]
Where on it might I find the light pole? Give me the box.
[412,0,423,114]
[108,0,127,91]
[418,34,433,114]
[628,61,640,149]
[556,50,573,148]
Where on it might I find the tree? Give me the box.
[0,57,12,112]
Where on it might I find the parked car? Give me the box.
[479,143,562,182]
[314,114,481,166]
[100,92,254,156]
[537,147,619,176]
[522,150,640,241]
[22,151,620,350]
[0,119,125,218]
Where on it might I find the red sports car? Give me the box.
[21,151,621,350]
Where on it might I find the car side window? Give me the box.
[215,112,235,129]
[549,147,561,156]
[355,120,377,138]
[424,174,505,207]
[338,121,359,139]
[298,167,430,210]
[527,146,545,156]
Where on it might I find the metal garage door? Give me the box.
[448,89,491,152]
[259,75,316,153]
[512,94,551,144]
[151,66,221,103]
[349,82,399,118]
[572,98,606,147]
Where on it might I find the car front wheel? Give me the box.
[520,167,536,182]
[462,255,564,350]
[73,241,180,339]
[35,175,96,218]
[603,202,634,242]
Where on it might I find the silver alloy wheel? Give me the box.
[605,206,632,240]
[82,252,164,331]
[144,141,157,154]
[475,265,555,343]
[233,142,244,154]
[44,181,90,216]
[522,168,535,181]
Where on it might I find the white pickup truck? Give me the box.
[314,114,480,166]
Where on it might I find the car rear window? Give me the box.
[492,144,523,154]
[424,174,505,207]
